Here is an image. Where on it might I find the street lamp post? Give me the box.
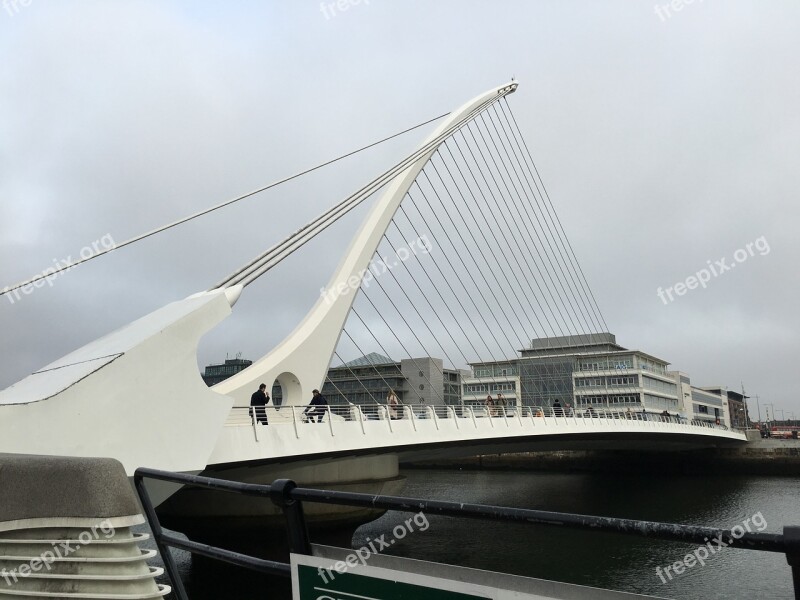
[740,384,751,429]
[764,403,775,435]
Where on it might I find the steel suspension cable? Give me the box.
[357,280,452,404]
[452,125,566,341]
[348,303,442,405]
[492,103,605,336]
[476,112,586,339]
[379,224,510,398]
[454,122,589,406]
[415,170,535,346]
[398,200,528,355]
[440,135,568,341]
[215,95,506,290]
[462,121,576,338]
[428,143,579,406]
[392,207,519,367]
[426,154,562,342]
[501,98,610,333]
[1,112,450,298]
[484,106,601,338]
[489,105,639,403]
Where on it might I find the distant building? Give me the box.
[465,333,735,425]
[322,352,468,407]
[201,357,252,387]
[465,333,681,415]
[686,384,729,426]
[702,387,748,428]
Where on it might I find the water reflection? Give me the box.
[150,469,798,599]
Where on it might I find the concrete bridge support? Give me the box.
[0,454,168,599]
[154,454,405,551]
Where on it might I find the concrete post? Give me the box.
[0,453,169,598]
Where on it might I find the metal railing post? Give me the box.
[448,406,460,430]
[133,475,189,600]
[784,526,800,598]
[327,406,335,436]
[269,479,311,556]
[292,406,299,439]
[383,405,394,432]
[251,408,260,442]
[468,406,477,429]
[431,405,439,430]
[409,405,417,431]
[357,405,366,435]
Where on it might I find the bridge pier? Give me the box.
[0,454,168,599]
[154,454,404,554]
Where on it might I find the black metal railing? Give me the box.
[134,467,800,599]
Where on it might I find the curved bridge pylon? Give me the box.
[213,81,519,407]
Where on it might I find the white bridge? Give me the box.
[214,404,743,467]
[0,81,746,507]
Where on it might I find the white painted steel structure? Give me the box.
[0,81,746,480]
[210,404,746,468]
[212,81,519,408]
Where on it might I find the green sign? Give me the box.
[293,555,492,600]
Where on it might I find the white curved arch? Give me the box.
[215,81,518,406]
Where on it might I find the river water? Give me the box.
[164,468,799,599]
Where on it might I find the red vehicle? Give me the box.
[770,426,799,439]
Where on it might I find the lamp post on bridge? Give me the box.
[740,384,751,429]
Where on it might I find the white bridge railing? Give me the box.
[226,403,733,439]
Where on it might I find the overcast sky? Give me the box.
[1,1,798,418]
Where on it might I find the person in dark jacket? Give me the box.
[250,383,271,425]
[304,389,328,423]
[553,399,563,417]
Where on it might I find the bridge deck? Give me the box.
[208,405,747,467]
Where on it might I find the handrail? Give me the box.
[133,468,800,600]
[222,404,738,436]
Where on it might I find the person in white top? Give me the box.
[387,390,401,420]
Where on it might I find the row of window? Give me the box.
[690,390,723,407]
[574,394,640,405]
[465,382,516,393]
[642,394,679,411]
[642,375,678,396]
[694,405,721,417]
[205,365,246,376]
[575,375,638,388]
[577,357,634,371]
[474,366,518,377]
[639,359,668,375]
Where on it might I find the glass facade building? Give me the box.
[467,333,689,416]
